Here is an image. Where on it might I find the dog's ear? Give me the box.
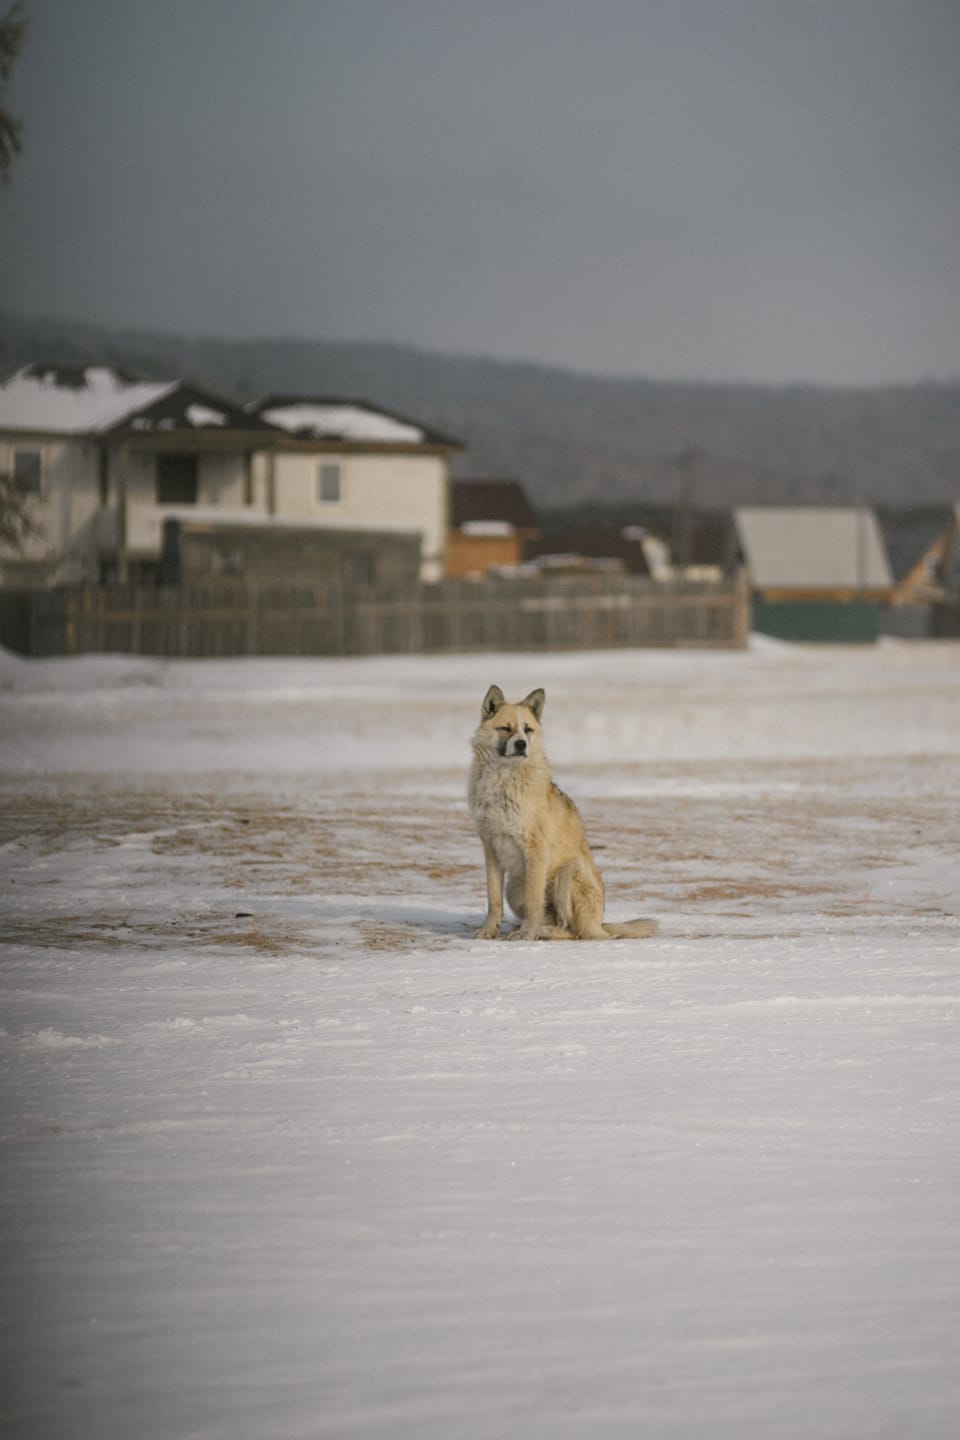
[482,685,505,719]
[521,688,545,720]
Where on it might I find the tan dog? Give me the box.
[469,685,657,941]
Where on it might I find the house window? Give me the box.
[156,453,198,504]
[12,448,43,496]
[317,462,342,505]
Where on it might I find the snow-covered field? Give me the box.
[1,639,959,1439]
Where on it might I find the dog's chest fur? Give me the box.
[469,756,547,869]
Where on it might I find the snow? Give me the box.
[260,402,425,445]
[0,366,175,435]
[184,404,227,429]
[2,640,959,1439]
[460,520,516,537]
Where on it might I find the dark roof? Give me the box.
[451,478,539,531]
[877,507,953,581]
[118,381,276,435]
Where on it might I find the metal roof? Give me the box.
[734,507,893,589]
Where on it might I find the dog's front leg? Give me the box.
[475,841,505,939]
[509,849,548,940]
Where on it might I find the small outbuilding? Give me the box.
[734,506,894,642]
[446,478,540,578]
[878,505,957,638]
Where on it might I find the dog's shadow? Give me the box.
[257,897,481,941]
[365,901,478,940]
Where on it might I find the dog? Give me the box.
[468,684,657,941]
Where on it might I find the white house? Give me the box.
[249,394,459,583]
[0,364,461,587]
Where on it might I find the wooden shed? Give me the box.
[446,478,540,578]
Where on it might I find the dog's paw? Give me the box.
[506,927,538,942]
[474,925,501,940]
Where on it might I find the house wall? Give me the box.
[271,451,448,582]
[124,448,265,556]
[753,597,885,643]
[162,521,422,591]
[446,530,522,578]
[0,436,103,584]
[3,434,450,588]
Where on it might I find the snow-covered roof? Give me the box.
[1,367,462,448]
[253,395,460,448]
[735,507,893,590]
[460,520,516,538]
[0,364,274,437]
[261,401,422,444]
[0,364,175,435]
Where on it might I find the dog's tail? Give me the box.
[602,917,658,939]
[530,917,659,941]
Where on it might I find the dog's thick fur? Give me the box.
[468,684,656,941]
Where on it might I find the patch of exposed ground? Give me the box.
[2,753,957,954]
[0,910,311,957]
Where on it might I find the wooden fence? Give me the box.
[5,572,750,658]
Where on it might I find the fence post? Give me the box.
[247,584,259,656]
[64,589,79,656]
[733,568,751,649]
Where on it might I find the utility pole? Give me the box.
[673,447,699,571]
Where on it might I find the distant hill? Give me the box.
[2,310,958,512]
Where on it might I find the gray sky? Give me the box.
[3,0,959,384]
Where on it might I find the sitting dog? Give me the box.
[468,684,657,941]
